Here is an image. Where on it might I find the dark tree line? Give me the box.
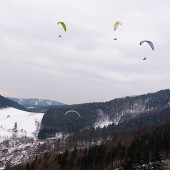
[38,89,170,139]
[7,121,170,170]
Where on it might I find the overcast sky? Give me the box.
[0,0,170,104]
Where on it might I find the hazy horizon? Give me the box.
[5,88,169,105]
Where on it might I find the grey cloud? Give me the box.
[0,0,170,104]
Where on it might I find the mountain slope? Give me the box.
[0,95,26,110]
[1,89,170,169]
[39,89,170,139]
[0,107,44,169]
[9,121,170,170]
[9,97,64,108]
[0,107,44,141]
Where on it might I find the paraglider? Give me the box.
[114,21,122,40]
[139,40,154,51]
[57,21,67,32]
[65,110,81,118]
[139,40,154,61]
[114,21,122,31]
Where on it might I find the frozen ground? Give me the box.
[0,107,44,169]
[0,107,44,141]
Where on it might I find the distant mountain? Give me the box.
[0,95,26,111]
[8,97,64,108]
[39,89,170,139]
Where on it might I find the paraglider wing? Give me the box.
[58,21,67,32]
[65,110,81,118]
[139,40,154,50]
[114,21,121,31]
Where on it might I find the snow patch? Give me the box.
[47,101,52,105]
[0,108,44,141]
[94,109,113,128]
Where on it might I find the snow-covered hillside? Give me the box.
[0,108,44,141]
[0,108,44,169]
[94,109,113,128]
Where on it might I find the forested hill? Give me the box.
[0,95,26,111]
[9,97,64,108]
[39,89,170,139]
[10,120,170,170]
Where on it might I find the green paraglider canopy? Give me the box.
[58,21,67,32]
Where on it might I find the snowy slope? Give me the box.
[94,109,113,128]
[0,108,45,169]
[0,108,44,141]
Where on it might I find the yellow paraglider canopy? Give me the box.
[114,21,122,31]
[58,21,67,32]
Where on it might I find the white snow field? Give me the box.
[0,107,44,141]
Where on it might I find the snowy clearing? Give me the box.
[0,107,44,141]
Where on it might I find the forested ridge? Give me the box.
[39,89,170,139]
[0,95,26,111]
[9,120,170,170]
